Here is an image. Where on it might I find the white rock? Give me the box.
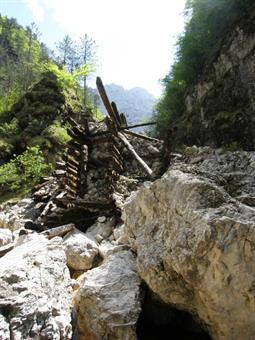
[0,234,73,339]
[124,150,255,340]
[113,224,129,245]
[74,250,142,340]
[97,216,106,223]
[0,228,13,247]
[86,216,115,240]
[63,229,98,271]
[99,240,129,258]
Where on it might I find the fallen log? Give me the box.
[121,121,156,130]
[118,132,153,177]
[41,223,75,239]
[123,129,160,142]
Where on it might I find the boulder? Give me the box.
[123,148,255,340]
[74,250,142,340]
[0,198,41,231]
[63,229,99,271]
[0,228,13,247]
[0,234,73,339]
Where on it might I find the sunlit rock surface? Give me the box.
[74,249,142,340]
[0,234,73,339]
[123,147,255,339]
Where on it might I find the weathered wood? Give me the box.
[109,143,123,161]
[84,119,90,135]
[66,173,79,184]
[118,132,153,177]
[122,122,157,130]
[120,113,128,127]
[111,101,122,125]
[66,167,79,177]
[66,155,79,167]
[105,116,118,136]
[55,170,66,177]
[123,129,160,142]
[41,223,75,239]
[0,243,14,257]
[64,185,77,196]
[96,77,120,126]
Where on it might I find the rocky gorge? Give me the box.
[0,145,255,339]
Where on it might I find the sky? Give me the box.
[0,0,186,97]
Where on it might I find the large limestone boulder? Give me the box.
[74,249,142,340]
[0,234,73,339]
[123,148,255,340]
[63,229,99,271]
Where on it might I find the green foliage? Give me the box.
[0,88,22,120]
[43,63,77,89]
[156,0,254,139]
[44,120,71,145]
[0,146,51,194]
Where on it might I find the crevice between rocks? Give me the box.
[136,287,211,340]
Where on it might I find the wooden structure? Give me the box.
[41,77,157,229]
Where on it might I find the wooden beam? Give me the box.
[41,223,75,239]
[121,122,156,130]
[117,132,153,177]
[111,101,122,125]
[96,77,120,126]
[123,129,160,142]
[105,116,118,136]
[119,113,128,127]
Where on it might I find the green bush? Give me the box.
[0,146,52,193]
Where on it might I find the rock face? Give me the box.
[177,9,255,149]
[0,234,73,339]
[74,250,142,340]
[123,147,255,339]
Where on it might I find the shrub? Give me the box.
[0,146,52,193]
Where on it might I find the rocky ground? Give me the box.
[0,146,255,339]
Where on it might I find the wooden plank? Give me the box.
[105,116,118,136]
[41,223,75,239]
[66,155,79,167]
[120,113,128,127]
[118,132,153,177]
[66,167,79,177]
[96,77,120,126]
[122,122,157,130]
[123,129,160,142]
[84,119,90,135]
[109,143,123,161]
[111,101,122,125]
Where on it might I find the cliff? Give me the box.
[174,9,255,149]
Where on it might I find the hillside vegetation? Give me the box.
[156,0,254,146]
[0,16,96,200]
